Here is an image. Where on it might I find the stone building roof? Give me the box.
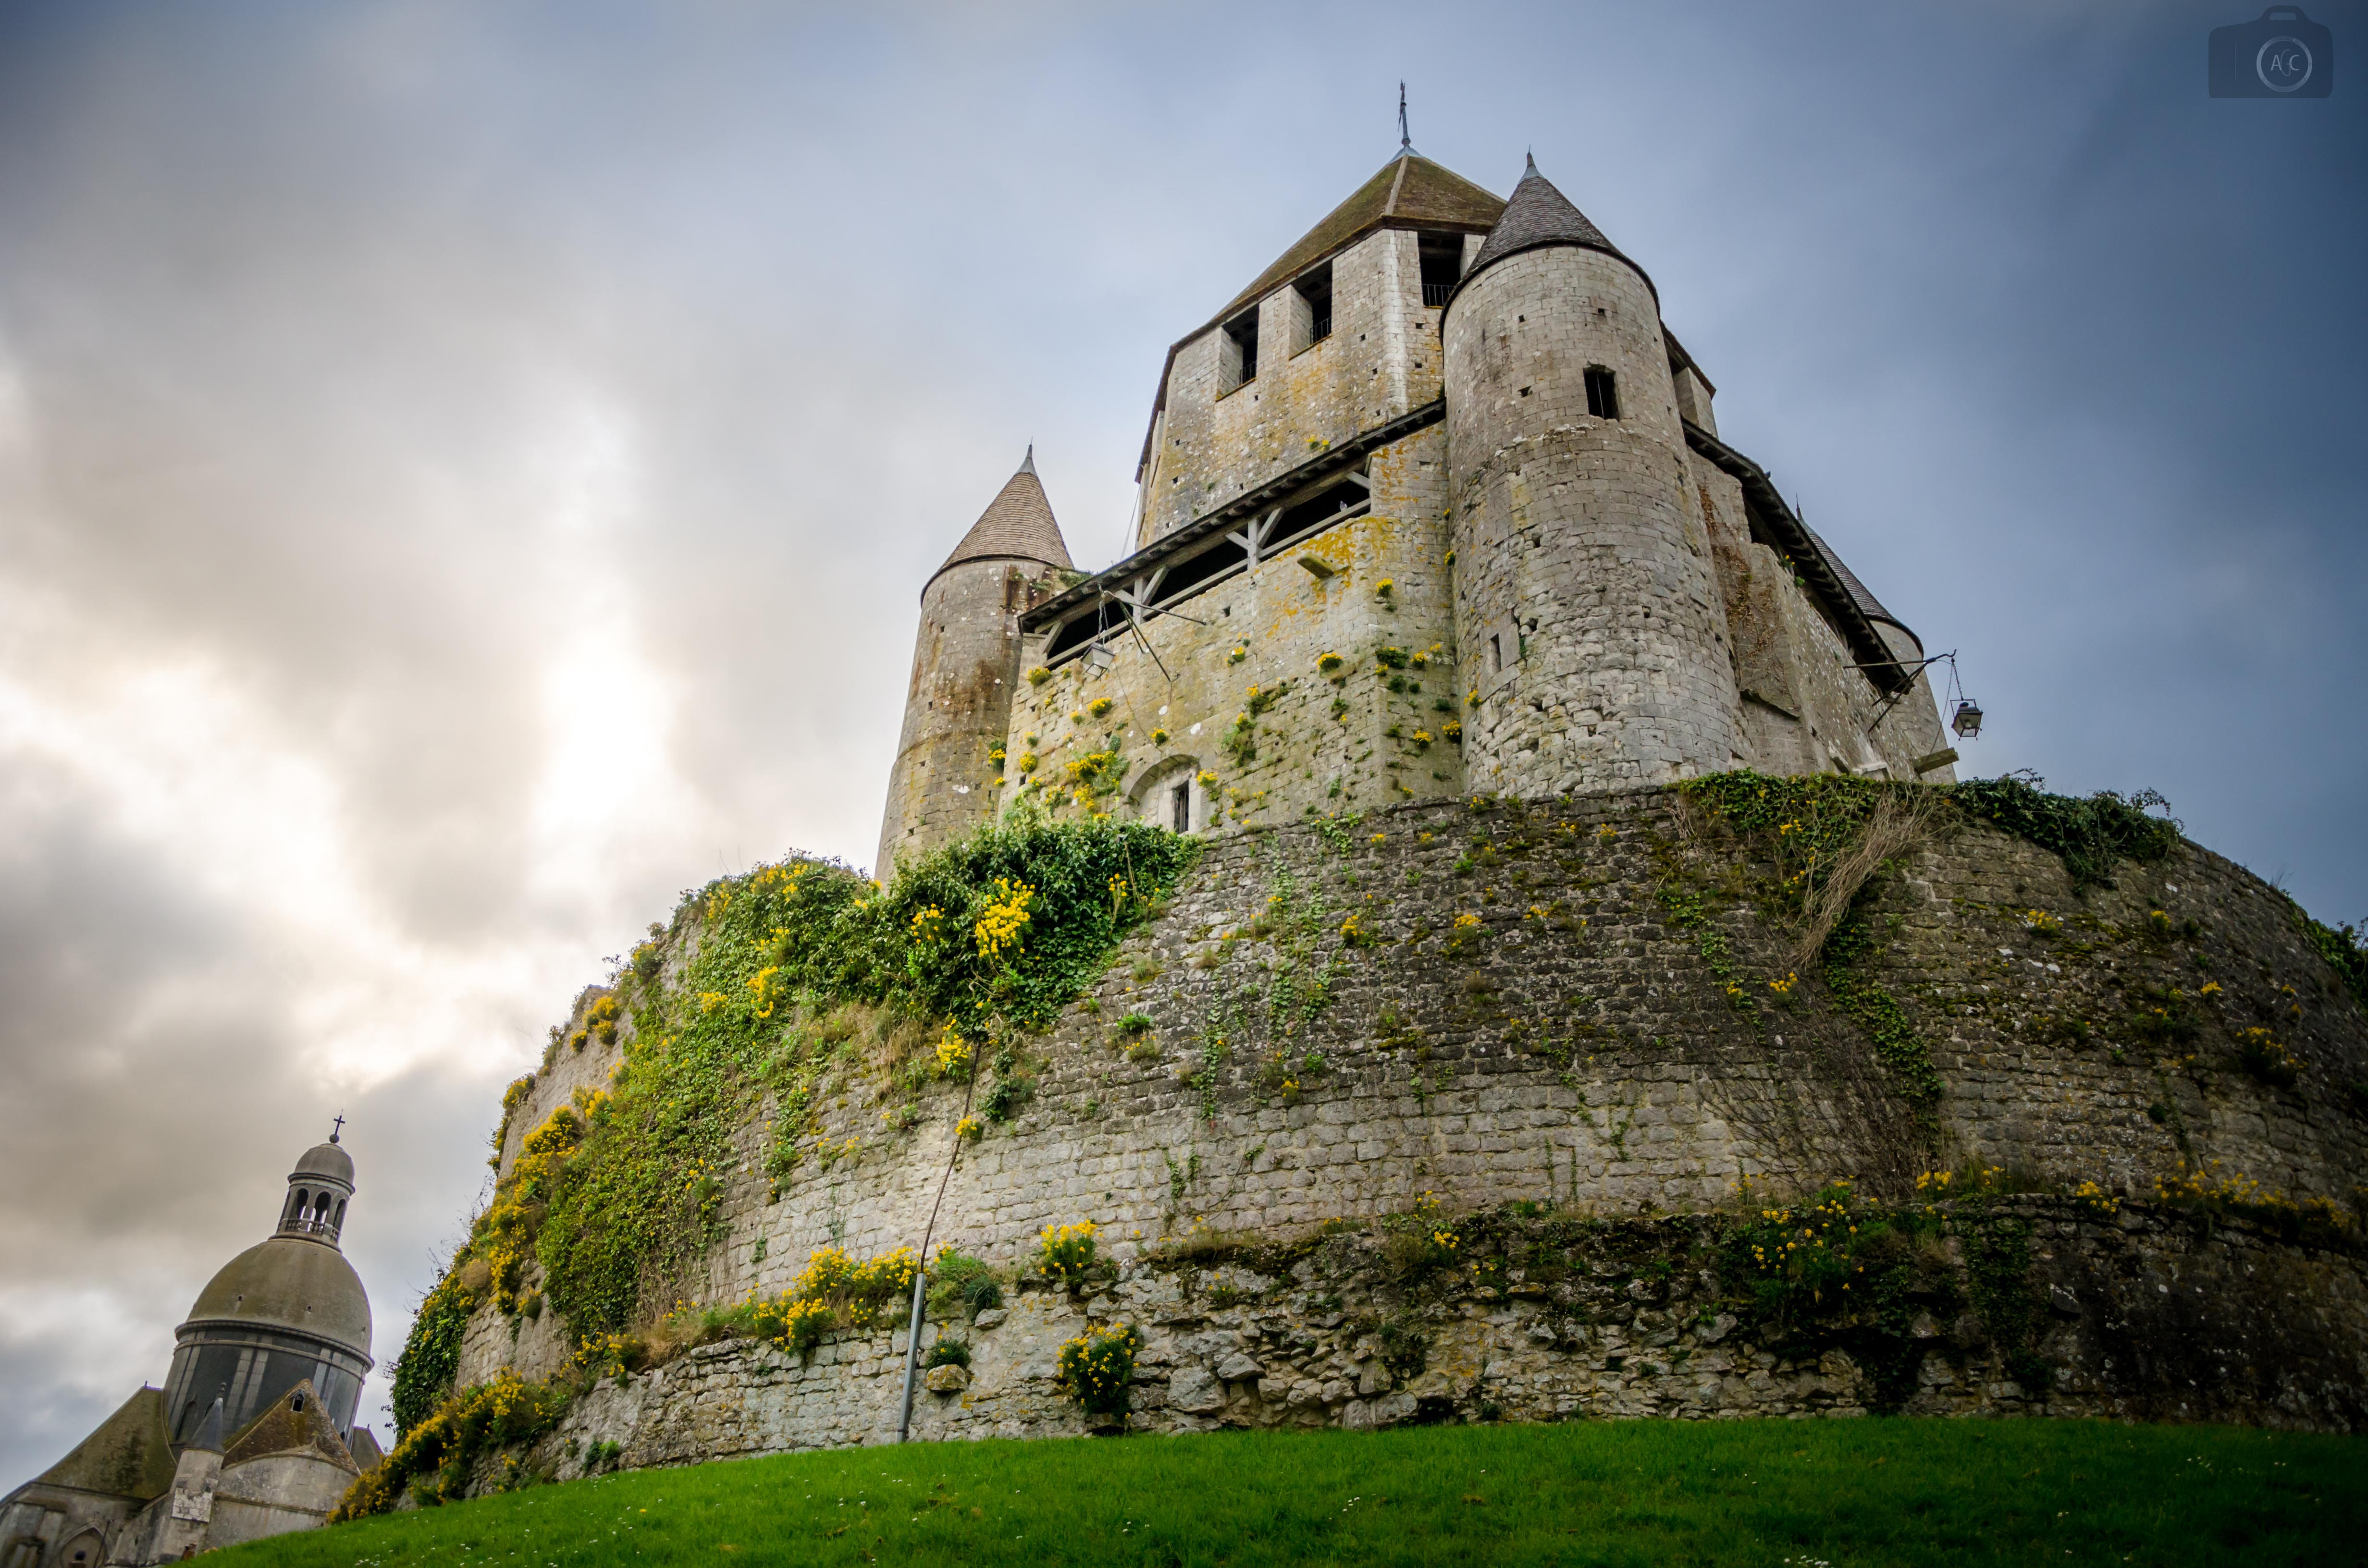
[184,1235,373,1361]
[1138,152,1505,478]
[221,1381,358,1473]
[31,1387,174,1500]
[1452,155,1651,306]
[1211,152,1505,326]
[929,451,1074,589]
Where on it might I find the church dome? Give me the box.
[183,1235,373,1362]
[291,1139,354,1186]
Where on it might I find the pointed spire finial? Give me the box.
[1398,82,1412,154]
[1525,149,1538,174]
[1019,444,1036,477]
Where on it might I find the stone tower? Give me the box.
[1443,158,1745,793]
[876,452,1073,878]
[160,1132,373,1446]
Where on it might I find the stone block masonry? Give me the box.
[458,788,2368,1454]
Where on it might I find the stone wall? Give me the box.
[1445,243,1748,794]
[1004,427,1462,834]
[505,1196,2365,1487]
[457,789,2368,1415]
[1142,229,1444,546]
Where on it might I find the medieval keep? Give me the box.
[878,151,1955,876]
[2,1134,379,1565]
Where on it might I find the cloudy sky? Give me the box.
[2,0,2359,1482]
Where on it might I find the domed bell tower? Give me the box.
[160,1128,373,1446]
[876,451,1074,880]
[1443,158,1743,794]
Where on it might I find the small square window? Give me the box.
[1585,366,1620,419]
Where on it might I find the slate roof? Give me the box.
[1803,522,1910,635]
[1453,155,1651,306]
[32,1387,175,1500]
[930,450,1074,588]
[221,1381,358,1473]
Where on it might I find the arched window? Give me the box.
[333,1199,347,1228]
[312,1191,333,1222]
[286,1188,309,1225]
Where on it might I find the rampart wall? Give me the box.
[459,789,2368,1442]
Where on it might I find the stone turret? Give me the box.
[1442,157,1744,793]
[875,452,1073,879]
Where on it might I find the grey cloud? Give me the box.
[2,0,2360,1491]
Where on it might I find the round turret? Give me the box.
[1442,159,1742,794]
[160,1130,373,1446]
[875,452,1074,879]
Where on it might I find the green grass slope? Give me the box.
[224,1419,2358,1568]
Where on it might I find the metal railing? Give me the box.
[1421,282,1453,307]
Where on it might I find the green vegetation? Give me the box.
[390,814,1196,1431]
[233,1419,2360,1568]
[1950,771,2181,891]
[387,1265,481,1439]
[2286,897,2368,1009]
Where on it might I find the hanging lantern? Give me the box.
[1951,698,1984,740]
[1085,643,1116,672]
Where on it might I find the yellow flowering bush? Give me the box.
[1088,696,1113,717]
[934,1029,971,1078]
[1057,1322,1143,1415]
[1036,1219,1099,1285]
[1317,651,1345,675]
[1026,665,1052,686]
[973,877,1035,959]
[328,1371,568,1521]
[956,1115,983,1142]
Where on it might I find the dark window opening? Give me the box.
[1585,366,1620,419]
[1295,263,1332,345]
[1418,232,1464,307]
[1222,308,1258,389]
[1170,782,1191,832]
[1489,634,1503,673]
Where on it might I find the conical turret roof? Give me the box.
[1455,155,1653,304]
[929,450,1073,588]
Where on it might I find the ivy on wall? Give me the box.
[395,812,1201,1384]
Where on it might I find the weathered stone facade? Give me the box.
[462,789,2368,1457]
[879,151,1956,875]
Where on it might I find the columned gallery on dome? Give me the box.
[0,1135,382,1566]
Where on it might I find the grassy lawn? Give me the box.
[220,1418,2359,1568]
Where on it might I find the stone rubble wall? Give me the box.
[458,790,2368,1407]
[512,1198,2364,1486]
